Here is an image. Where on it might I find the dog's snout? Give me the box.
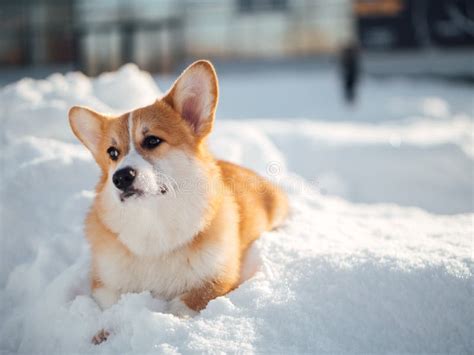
[113,167,136,191]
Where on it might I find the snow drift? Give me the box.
[0,64,472,354]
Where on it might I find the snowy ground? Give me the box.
[0,64,472,353]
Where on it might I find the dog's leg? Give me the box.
[92,286,120,309]
[168,278,236,317]
[90,287,119,345]
[168,296,199,318]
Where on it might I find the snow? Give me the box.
[0,64,473,354]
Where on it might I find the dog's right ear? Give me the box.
[163,60,218,138]
[68,106,105,154]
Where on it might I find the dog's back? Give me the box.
[218,160,288,253]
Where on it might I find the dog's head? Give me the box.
[69,60,220,255]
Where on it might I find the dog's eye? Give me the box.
[107,147,120,161]
[142,135,162,150]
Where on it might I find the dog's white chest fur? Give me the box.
[91,193,238,310]
[95,241,225,301]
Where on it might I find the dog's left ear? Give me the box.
[163,60,218,137]
[68,106,105,155]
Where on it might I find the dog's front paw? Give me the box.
[92,287,120,310]
[168,296,198,318]
[91,329,110,345]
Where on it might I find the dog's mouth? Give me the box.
[120,188,143,202]
[119,184,169,202]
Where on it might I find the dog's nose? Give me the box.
[112,167,136,191]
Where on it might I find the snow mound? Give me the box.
[0,64,159,143]
[0,66,472,354]
[249,118,473,214]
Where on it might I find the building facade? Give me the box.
[1,0,353,74]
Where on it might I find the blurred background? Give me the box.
[0,0,473,214]
[0,0,473,80]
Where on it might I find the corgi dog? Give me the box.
[68,60,288,323]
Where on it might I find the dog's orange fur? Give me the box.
[69,60,288,314]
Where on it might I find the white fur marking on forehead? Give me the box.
[128,112,135,152]
[114,111,148,173]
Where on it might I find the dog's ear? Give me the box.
[163,60,218,137]
[69,106,105,154]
